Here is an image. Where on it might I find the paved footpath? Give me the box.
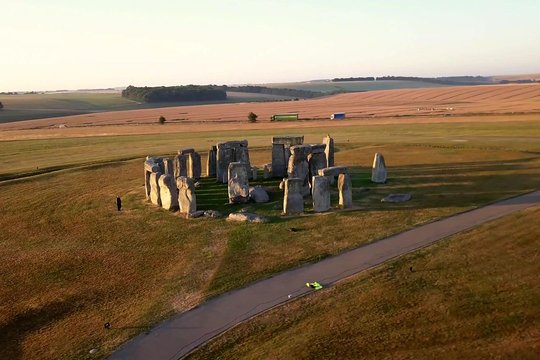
[110,190,540,360]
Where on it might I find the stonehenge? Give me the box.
[371,153,387,183]
[143,133,363,219]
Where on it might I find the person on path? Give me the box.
[116,196,122,211]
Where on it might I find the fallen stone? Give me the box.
[203,210,222,218]
[249,186,270,203]
[227,212,269,223]
[381,193,411,203]
[188,210,205,218]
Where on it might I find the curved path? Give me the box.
[110,190,540,360]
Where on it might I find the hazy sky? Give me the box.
[2,0,540,91]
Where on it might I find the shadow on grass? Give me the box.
[0,293,105,360]
[203,156,540,298]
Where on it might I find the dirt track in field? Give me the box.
[1,84,539,140]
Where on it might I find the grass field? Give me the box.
[188,205,540,360]
[263,79,448,93]
[1,118,540,359]
[0,91,295,124]
[2,84,538,140]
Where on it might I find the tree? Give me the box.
[0,101,3,109]
[158,115,166,124]
[247,112,258,123]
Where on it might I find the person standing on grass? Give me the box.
[116,196,122,211]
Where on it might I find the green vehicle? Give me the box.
[271,113,299,121]
[306,281,323,290]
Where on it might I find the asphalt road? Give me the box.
[110,190,540,360]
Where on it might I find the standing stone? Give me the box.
[158,174,179,211]
[271,135,304,178]
[283,178,304,215]
[206,146,217,177]
[228,162,250,203]
[216,140,250,183]
[177,176,196,216]
[149,172,162,206]
[162,158,174,176]
[308,144,327,187]
[251,167,258,180]
[288,145,312,197]
[188,152,202,180]
[323,135,334,167]
[174,154,188,178]
[236,144,250,165]
[338,173,353,208]
[144,157,162,200]
[312,175,331,212]
[371,153,387,183]
[271,143,287,178]
[216,143,233,183]
[263,163,272,179]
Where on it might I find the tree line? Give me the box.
[122,85,227,103]
[121,84,322,103]
[220,85,322,99]
[332,75,495,85]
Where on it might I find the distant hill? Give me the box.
[332,75,539,85]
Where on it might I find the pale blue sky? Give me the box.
[2,0,540,91]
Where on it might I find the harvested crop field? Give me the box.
[1,84,539,140]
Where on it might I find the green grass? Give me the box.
[2,120,540,181]
[1,121,540,359]
[188,206,540,360]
